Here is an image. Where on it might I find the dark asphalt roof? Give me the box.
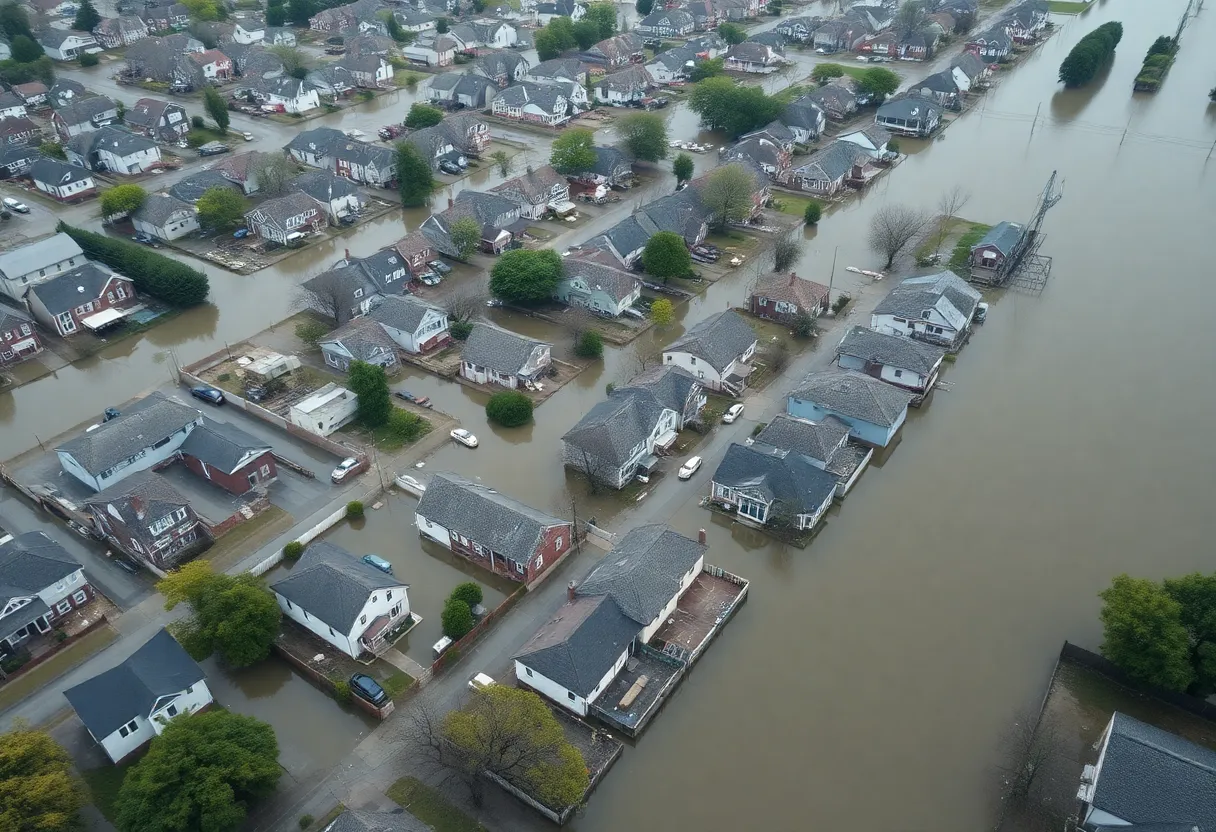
[271,541,402,633]
[561,258,639,303]
[836,325,946,376]
[576,524,705,626]
[663,310,757,373]
[291,169,360,203]
[712,441,838,515]
[0,531,81,610]
[179,417,271,474]
[368,294,443,333]
[973,220,1023,256]
[873,270,982,325]
[460,322,548,376]
[514,594,638,697]
[132,193,193,227]
[63,628,206,739]
[57,393,201,478]
[28,157,93,188]
[28,263,127,316]
[754,413,850,466]
[622,365,698,415]
[877,95,941,121]
[791,372,915,428]
[169,170,239,203]
[84,471,192,548]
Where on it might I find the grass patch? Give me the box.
[386,777,487,832]
[947,223,992,273]
[771,192,817,219]
[204,505,294,573]
[832,63,903,83]
[342,415,433,452]
[309,803,345,831]
[81,759,135,823]
[187,127,229,146]
[380,671,414,699]
[0,625,118,713]
[913,216,971,263]
[1047,0,1089,11]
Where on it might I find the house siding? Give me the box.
[96,680,213,764]
[416,511,571,583]
[785,395,905,448]
[515,647,629,717]
[180,450,277,495]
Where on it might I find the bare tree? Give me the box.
[995,707,1067,830]
[931,185,971,258]
[445,284,487,323]
[404,705,485,804]
[772,232,802,273]
[868,204,931,270]
[573,447,617,495]
[297,269,355,325]
[250,153,299,197]
[762,337,791,373]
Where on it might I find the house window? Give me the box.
[525,667,533,677]
[353,288,364,298]
[360,614,367,625]
[387,591,392,600]
[555,536,562,550]
[118,718,139,738]
[372,595,377,603]
[56,599,72,614]
[690,357,696,365]
[893,369,903,378]
[72,590,88,604]
[329,627,335,636]
[515,560,524,574]
[166,704,178,717]
[567,691,575,701]
[260,464,270,476]
[247,473,258,487]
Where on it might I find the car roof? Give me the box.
[340,457,357,465]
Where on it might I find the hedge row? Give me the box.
[57,222,210,307]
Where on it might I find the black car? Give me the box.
[190,386,225,405]
[438,160,461,175]
[350,673,388,706]
[111,557,140,574]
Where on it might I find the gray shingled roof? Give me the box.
[663,310,757,373]
[973,220,1023,256]
[494,81,566,112]
[836,325,945,376]
[562,258,639,303]
[368,295,443,333]
[0,302,33,334]
[461,323,548,376]
[877,95,941,121]
[28,157,93,188]
[132,193,194,227]
[514,594,638,697]
[69,126,158,159]
[321,316,398,362]
[57,393,201,478]
[490,164,566,206]
[755,413,850,466]
[562,388,669,467]
[63,628,205,739]
[0,532,81,610]
[575,524,705,625]
[1088,712,1216,829]
[291,169,360,203]
[180,418,270,474]
[873,271,982,324]
[416,473,565,567]
[792,140,866,182]
[28,263,126,317]
[589,145,630,178]
[712,441,837,515]
[170,170,239,203]
[0,233,84,280]
[83,471,193,549]
[791,372,915,428]
[622,365,698,415]
[325,810,430,832]
[271,541,402,633]
[286,126,346,156]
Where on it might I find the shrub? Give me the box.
[283,541,304,561]
[450,320,473,340]
[751,423,764,436]
[485,390,533,427]
[295,319,330,345]
[79,52,99,67]
[575,330,603,359]
[450,582,483,608]
[299,816,314,830]
[333,680,352,704]
[804,199,822,225]
[346,501,364,520]
[57,223,208,306]
[192,115,205,129]
[441,598,474,639]
[832,294,851,314]
[887,138,900,154]
[387,408,424,442]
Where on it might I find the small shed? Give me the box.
[241,350,302,380]
[289,383,358,436]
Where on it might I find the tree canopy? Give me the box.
[0,726,84,832]
[490,249,564,304]
[575,329,603,359]
[158,562,280,667]
[249,153,297,196]
[404,103,444,128]
[616,112,668,162]
[649,297,674,325]
[449,216,481,260]
[689,76,784,138]
[1058,21,1123,87]
[635,0,653,15]
[549,128,597,174]
[395,141,435,207]
[583,1,617,40]
[857,67,900,100]
[348,359,392,427]
[202,87,229,133]
[485,390,533,427]
[73,0,100,32]
[535,16,577,60]
[196,186,248,232]
[58,222,209,306]
[101,184,147,220]
[9,33,42,63]
[113,711,280,832]
[811,63,845,83]
[689,56,723,82]
[572,19,599,49]
[642,231,692,281]
[442,597,474,639]
[717,22,746,44]
[0,3,34,41]
[672,152,694,184]
[699,163,756,231]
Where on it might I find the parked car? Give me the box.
[678,456,703,480]
[233,227,250,238]
[723,403,745,423]
[393,390,431,407]
[110,556,140,574]
[974,302,989,323]
[103,407,121,421]
[349,673,388,706]
[450,428,478,448]
[331,457,361,483]
[468,672,495,692]
[241,131,254,141]
[417,271,441,286]
[427,259,452,275]
[190,386,225,405]
[361,554,393,573]
[198,142,230,156]
[438,160,461,175]
[394,474,426,494]
[2,197,29,214]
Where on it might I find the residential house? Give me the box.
[63,629,211,764]
[461,323,550,389]
[37,30,98,61]
[288,383,357,437]
[491,82,572,126]
[66,127,163,174]
[514,525,705,716]
[324,812,429,832]
[787,371,915,448]
[534,0,584,24]
[140,3,189,32]
[837,124,892,159]
[774,15,820,43]
[401,34,456,68]
[447,18,519,52]
[950,52,989,90]
[848,3,891,30]
[781,95,827,144]
[440,113,491,157]
[124,39,205,89]
[392,231,435,275]
[526,57,585,86]
[26,264,137,337]
[689,159,769,221]
[131,194,198,242]
[93,15,148,48]
[320,317,400,372]
[789,140,871,196]
[874,95,941,137]
[403,123,463,172]
[211,150,265,194]
[51,96,120,141]
[646,46,700,84]
[0,232,86,303]
[291,170,366,222]
[747,30,786,51]
[84,471,208,568]
[969,220,1023,277]
[685,32,727,55]
[336,54,394,87]
[869,271,982,350]
[271,541,411,659]
[662,310,757,395]
[898,29,936,61]
[913,69,962,108]
[265,27,296,46]
[416,473,573,583]
[188,49,233,80]
[309,248,412,317]
[725,41,783,73]
[722,134,790,183]
[285,127,344,170]
[0,304,41,365]
[0,144,38,178]
[637,9,695,37]
[472,49,529,87]
[178,417,276,494]
[836,325,946,399]
[966,27,1012,61]
[421,190,520,255]
[0,532,90,653]
[11,82,48,107]
[122,97,188,143]
[584,32,645,69]
[1003,0,1049,44]
[750,271,829,323]
[806,81,859,121]
[625,365,705,429]
[169,170,239,204]
[426,71,496,107]
[716,0,761,22]
[333,140,397,187]
[491,165,570,219]
[554,258,640,317]
[368,295,450,353]
[243,192,328,244]
[811,19,852,52]
[1076,711,1216,831]
[232,19,265,44]
[237,47,286,80]
[710,442,837,531]
[394,8,437,32]
[593,66,654,105]
[256,76,320,113]
[753,413,872,498]
[571,145,633,188]
[0,116,39,145]
[0,91,26,120]
[28,158,97,202]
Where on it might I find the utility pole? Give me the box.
[1207,137,1216,162]
[570,498,581,554]
[1029,102,1041,138]
[1119,116,1131,146]
[826,246,838,314]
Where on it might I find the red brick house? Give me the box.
[750,271,830,323]
[393,231,435,276]
[84,471,211,569]
[0,305,42,366]
[415,473,573,584]
[178,418,276,495]
[25,264,137,337]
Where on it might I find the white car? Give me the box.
[241,131,254,141]
[468,672,495,691]
[678,456,702,480]
[2,197,30,214]
[330,457,361,483]
[723,403,745,423]
[450,428,479,448]
[394,474,426,494]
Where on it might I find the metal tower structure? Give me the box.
[988,170,1062,292]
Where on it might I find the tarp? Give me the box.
[655,429,678,449]
[79,307,127,330]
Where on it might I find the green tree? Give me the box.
[435,16,449,33]
[490,149,512,177]
[535,16,577,61]
[0,3,34,41]
[1058,21,1123,87]
[158,562,280,668]
[792,310,817,338]
[616,112,667,162]
[347,360,392,427]
[202,86,229,133]
[489,249,564,304]
[772,233,801,272]
[269,44,310,79]
[9,33,42,63]
[100,184,147,219]
[857,67,900,100]
[450,582,483,608]
[395,142,435,207]
[57,222,209,306]
[286,0,315,27]
[635,0,653,15]
[699,162,756,231]
[39,141,65,159]
[1164,573,1216,695]
[584,1,617,40]
[449,216,482,260]
[811,62,845,83]
[549,127,597,174]
[688,75,783,137]
[441,597,474,639]
[688,56,723,82]
[180,0,220,19]
[113,710,281,832]
[0,726,84,832]
[894,0,928,38]
[575,329,603,359]
[804,199,822,225]
[485,390,533,426]
[295,319,329,345]
[1099,574,1195,693]
[266,4,285,25]
[572,19,600,49]
[73,0,100,31]
[649,297,674,325]
[717,22,746,44]
[404,102,444,128]
[672,152,694,185]
[196,186,248,232]
[642,231,692,281]
[78,50,99,67]
[450,320,473,340]
[387,408,425,441]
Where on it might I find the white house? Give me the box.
[662,309,758,394]
[837,125,892,160]
[835,325,946,399]
[27,158,97,202]
[0,532,92,654]
[66,127,162,175]
[37,30,99,61]
[367,295,451,354]
[271,541,411,659]
[869,271,982,350]
[0,232,86,303]
[259,77,320,114]
[63,628,212,764]
[562,389,680,490]
[288,383,358,437]
[131,193,199,241]
[0,92,26,119]
[460,323,550,389]
[710,441,837,531]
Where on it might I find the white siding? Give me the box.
[57,418,199,492]
[275,591,355,657]
[515,646,629,716]
[343,585,411,649]
[97,679,212,763]
[37,568,86,611]
[662,350,724,389]
[416,512,453,548]
[639,553,703,642]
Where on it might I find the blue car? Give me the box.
[233,228,250,238]
[190,386,224,405]
[361,554,393,574]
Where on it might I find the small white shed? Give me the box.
[289,383,357,436]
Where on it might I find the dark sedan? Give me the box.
[190,386,225,405]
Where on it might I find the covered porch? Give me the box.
[1,599,53,653]
[357,608,419,659]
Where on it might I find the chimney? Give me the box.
[131,495,146,520]
[447,197,455,209]
[567,581,577,603]
[698,528,707,546]
[344,248,350,260]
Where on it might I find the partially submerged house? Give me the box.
[26,263,137,337]
[835,325,946,400]
[0,232,86,303]
[709,442,837,532]
[787,372,916,448]
[243,192,328,245]
[789,140,874,197]
[0,305,41,366]
[320,317,400,372]
[460,323,550,389]
[490,165,571,220]
[869,271,982,350]
[875,96,942,137]
[66,127,163,175]
[131,193,198,242]
[750,271,830,323]
[84,471,209,569]
[968,220,1023,278]
[753,413,872,498]
[28,157,97,202]
[554,258,640,317]
[662,310,758,395]
[367,294,451,354]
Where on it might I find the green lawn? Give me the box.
[380,671,414,700]
[81,760,135,823]
[305,803,346,832]
[386,777,487,832]
[771,192,819,220]
[343,413,433,452]
[0,625,118,713]
[187,127,230,146]
[816,63,903,84]
[948,223,992,273]
[1047,0,1089,12]
[203,505,294,573]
